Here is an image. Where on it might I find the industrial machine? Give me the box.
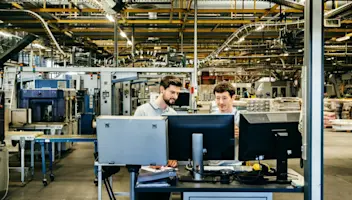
[18,89,77,150]
[18,89,76,123]
[77,89,99,134]
[35,79,71,89]
[19,89,66,122]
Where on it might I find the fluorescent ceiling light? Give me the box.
[224,47,230,51]
[32,43,46,49]
[257,60,260,63]
[127,40,132,45]
[298,49,303,52]
[255,25,265,31]
[105,14,115,22]
[0,31,13,38]
[266,58,271,61]
[237,37,245,43]
[120,31,127,38]
[283,53,289,56]
[336,35,350,42]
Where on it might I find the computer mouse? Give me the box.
[220,169,232,184]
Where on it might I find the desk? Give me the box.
[134,168,303,200]
[35,134,97,186]
[7,131,43,185]
[11,122,67,162]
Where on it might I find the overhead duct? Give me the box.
[324,2,352,18]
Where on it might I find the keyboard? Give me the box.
[204,166,252,172]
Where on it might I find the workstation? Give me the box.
[2,0,352,200]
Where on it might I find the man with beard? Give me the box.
[134,75,181,200]
[134,75,181,117]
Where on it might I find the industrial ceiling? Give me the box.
[0,0,352,76]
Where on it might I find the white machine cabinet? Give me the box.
[183,192,273,200]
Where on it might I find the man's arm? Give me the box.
[133,106,145,116]
[234,109,240,138]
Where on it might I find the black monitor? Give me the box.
[167,114,235,182]
[167,114,235,161]
[239,112,302,183]
[174,92,190,107]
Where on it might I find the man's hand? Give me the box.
[167,160,178,168]
[235,126,239,138]
[149,160,178,169]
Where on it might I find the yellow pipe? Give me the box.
[12,3,23,9]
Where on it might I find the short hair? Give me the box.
[160,76,182,89]
[213,82,236,97]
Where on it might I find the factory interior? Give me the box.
[0,0,351,199]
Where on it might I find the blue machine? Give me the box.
[19,89,65,122]
[35,79,70,89]
[77,90,97,135]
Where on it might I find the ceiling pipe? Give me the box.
[325,53,352,56]
[324,2,352,18]
[0,9,67,57]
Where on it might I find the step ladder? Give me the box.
[2,66,17,109]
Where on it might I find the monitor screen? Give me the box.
[174,92,190,107]
[239,112,302,161]
[167,114,235,161]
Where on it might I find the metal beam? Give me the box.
[303,0,323,199]
[169,0,175,23]
[19,67,195,73]
[5,19,254,24]
[0,34,37,68]
[266,0,304,10]
[28,8,303,13]
[181,0,194,31]
[256,4,280,22]
[19,27,352,34]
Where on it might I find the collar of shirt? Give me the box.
[214,108,237,114]
[150,101,170,112]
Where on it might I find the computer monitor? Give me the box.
[167,114,235,181]
[174,92,190,107]
[167,114,235,161]
[239,112,302,183]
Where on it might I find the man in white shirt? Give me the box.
[212,82,240,136]
[212,82,240,160]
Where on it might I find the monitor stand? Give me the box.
[274,131,291,184]
[179,133,213,183]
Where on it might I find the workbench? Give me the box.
[135,168,304,200]
[6,131,44,185]
[34,134,97,186]
[10,122,67,162]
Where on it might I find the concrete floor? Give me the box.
[3,130,352,200]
